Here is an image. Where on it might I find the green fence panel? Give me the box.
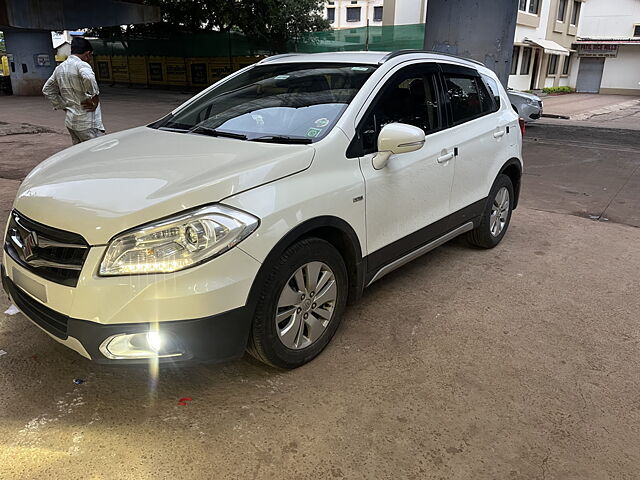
[90,24,427,58]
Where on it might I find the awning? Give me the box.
[523,38,571,56]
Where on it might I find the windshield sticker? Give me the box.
[314,118,330,128]
[274,75,290,80]
[351,67,370,71]
[251,114,265,126]
[306,127,322,138]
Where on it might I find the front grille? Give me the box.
[3,210,89,287]
[2,269,69,339]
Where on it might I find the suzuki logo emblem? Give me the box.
[22,231,38,261]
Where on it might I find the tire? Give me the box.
[467,174,514,249]
[247,238,348,369]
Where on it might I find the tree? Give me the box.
[88,0,329,53]
[0,31,5,54]
[238,0,330,53]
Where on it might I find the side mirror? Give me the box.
[373,123,425,170]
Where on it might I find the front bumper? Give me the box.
[521,102,543,122]
[1,259,256,365]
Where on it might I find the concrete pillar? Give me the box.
[423,0,518,87]
[4,30,56,95]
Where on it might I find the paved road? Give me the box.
[0,90,639,479]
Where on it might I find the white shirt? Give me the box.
[42,55,104,132]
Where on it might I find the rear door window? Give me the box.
[442,71,495,125]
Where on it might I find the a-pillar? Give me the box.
[423,0,518,87]
[4,30,56,96]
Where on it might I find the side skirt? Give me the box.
[364,198,486,287]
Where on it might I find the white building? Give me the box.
[323,0,426,29]
[570,0,640,94]
[324,0,385,29]
[509,0,585,91]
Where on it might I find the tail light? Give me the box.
[518,118,526,136]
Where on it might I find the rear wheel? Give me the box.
[467,174,514,249]
[247,238,348,369]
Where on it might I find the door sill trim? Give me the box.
[366,222,474,287]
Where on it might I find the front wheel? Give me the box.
[467,174,514,249]
[247,238,348,369]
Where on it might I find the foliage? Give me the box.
[88,0,330,53]
[0,31,5,54]
[542,86,575,94]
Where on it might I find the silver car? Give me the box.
[507,89,543,122]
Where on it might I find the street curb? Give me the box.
[541,113,571,120]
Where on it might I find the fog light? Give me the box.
[99,331,184,360]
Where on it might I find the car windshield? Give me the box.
[153,62,378,142]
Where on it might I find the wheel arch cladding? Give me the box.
[246,217,365,312]
[500,159,522,209]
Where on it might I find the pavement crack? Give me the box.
[540,450,551,480]
[599,161,640,221]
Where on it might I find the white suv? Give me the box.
[2,51,522,368]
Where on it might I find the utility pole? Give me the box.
[423,0,518,87]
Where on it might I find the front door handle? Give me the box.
[493,130,506,139]
[437,151,455,164]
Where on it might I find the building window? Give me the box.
[346,6,361,22]
[510,46,520,75]
[570,1,581,26]
[557,0,567,21]
[519,0,540,15]
[528,0,540,15]
[520,47,532,75]
[548,54,559,75]
[562,54,572,75]
[373,6,383,22]
[634,25,640,37]
[327,7,335,23]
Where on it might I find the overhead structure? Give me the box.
[423,0,519,86]
[523,38,571,57]
[0,0,160,95]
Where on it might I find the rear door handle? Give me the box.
[493,130,506,139]
[437,151,455,164]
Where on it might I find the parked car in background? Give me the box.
[2,51,523,369]
[508,88,543,122]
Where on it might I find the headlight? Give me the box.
[526,97,538,106]
[99,204,259,276]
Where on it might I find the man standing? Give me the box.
[42,37,105,144]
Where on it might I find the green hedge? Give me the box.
[542,86,575,94]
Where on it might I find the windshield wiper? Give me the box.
[250,135,312,145]
[190,126,248,140]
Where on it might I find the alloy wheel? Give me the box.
[490,187,510,237]
[275,261,337,350]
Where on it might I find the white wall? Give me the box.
[514,0,553,43]
[601,46,640,90]
[393,0,424,25]
[578,0,640,37]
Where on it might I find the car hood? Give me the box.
[15,127,314,244]
[507,89,541,102]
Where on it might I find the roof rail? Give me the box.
[378,49,485,67]
[258,53,303,64]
